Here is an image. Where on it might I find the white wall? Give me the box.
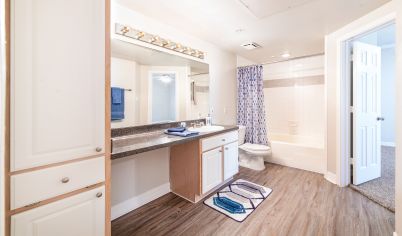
[111,148,170,220]
[381,47,396,145]
[110,2,237,219]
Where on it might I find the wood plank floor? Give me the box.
[112,163,395,236]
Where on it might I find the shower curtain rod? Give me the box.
[188,72,209,77]
[261,52,324,65]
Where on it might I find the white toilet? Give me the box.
[238,126,271,171]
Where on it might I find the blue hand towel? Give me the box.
[167,127,186,132]
[111,87,123,104]
[164,130,199,137]
[111,87,124,120]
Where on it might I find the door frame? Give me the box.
[338,16,396,187]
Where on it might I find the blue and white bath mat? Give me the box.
[204,179,272,222]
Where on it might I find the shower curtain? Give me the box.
[237,65,268,145]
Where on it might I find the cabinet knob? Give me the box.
[95,147,102,152]
[61,177,70,184]
[219,150,223,153]
[225,147,229,150]
[96,192,103,198]
[222,139,226,142]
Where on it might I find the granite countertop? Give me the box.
[111,125,239,159]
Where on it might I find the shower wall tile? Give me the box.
[263,75,324,88]
[263,55,325,139]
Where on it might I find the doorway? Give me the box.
[345,23,396,211]
[148,72,177,123]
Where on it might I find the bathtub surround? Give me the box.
[262,55,326,173]
[263,75,324,88]
[237,65,268,145]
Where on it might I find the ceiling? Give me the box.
[115,0,390,63]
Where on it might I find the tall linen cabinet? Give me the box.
[7,0,110,235]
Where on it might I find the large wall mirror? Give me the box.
[111,39,210,128]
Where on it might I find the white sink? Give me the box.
[188,125,225,133]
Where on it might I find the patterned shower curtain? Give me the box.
[237,65,268,145]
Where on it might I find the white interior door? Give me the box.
[352,42,382,185]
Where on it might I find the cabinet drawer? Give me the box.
[201,131,238,152]
[11,156,105,210]
[11,186,105,236]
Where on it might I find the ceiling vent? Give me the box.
[241,42,261,50]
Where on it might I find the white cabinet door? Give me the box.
[202,148,223,194]
[11,0,106,171]
[223,141,239,180]
[11,186,105,236]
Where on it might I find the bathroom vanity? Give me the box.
[111,122,239,203]
[170,129,239,202]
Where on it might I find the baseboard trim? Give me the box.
[324,172,337,185]
[111,183,170,220]
[382,142,395,147]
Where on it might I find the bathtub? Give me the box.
[266,133,325,173]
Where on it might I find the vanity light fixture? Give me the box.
[136,31,145,39]
[159,40,169,47]
[121,26,130,34]
[149,36,157,43]
[115,23,205,60]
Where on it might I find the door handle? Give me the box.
[377,117,385,121]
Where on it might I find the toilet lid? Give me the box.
[240,143,271,151]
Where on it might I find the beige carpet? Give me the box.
[349,146,395,212]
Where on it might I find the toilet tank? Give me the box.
[238,125,246,145]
